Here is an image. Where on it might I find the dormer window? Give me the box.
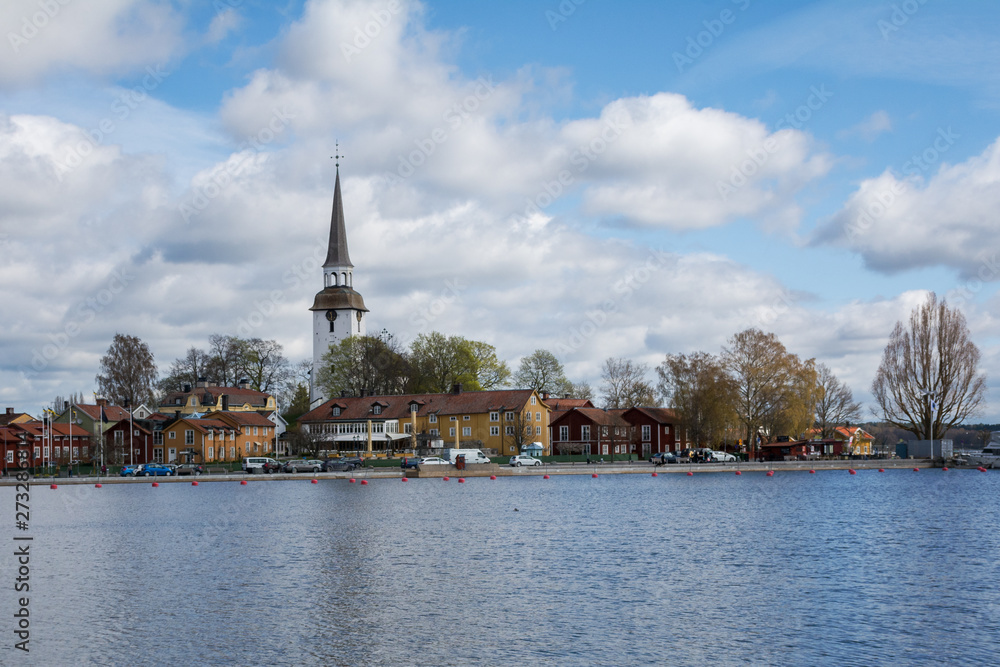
[410,403,418,413]
[332,407,341,417]
[372,405,382,415]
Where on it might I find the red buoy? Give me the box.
[652,472,658,477]
[400,477,407,482]
[349,478,356,483]
[942,467,949,471]
[766,471,774,477]
[735,471,741,476]
[50,484,57,489]
[978,467,987,472]
[592,473,598,478]
[458,478,465,483]
[95,483,102,488]
[152,482,159,487]
[543,474,550,479]
[809,470,815,474]
[686,471,693,476]
[191,481,199,486]
[490,475,497,480]
[361,479,368,485]
[443,476,449,481]
[849,469,857,475]
[240,480,248,485]
[311,479,319,484]
[878,468,885,473]
[913,468,919,472]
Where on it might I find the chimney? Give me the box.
[183,383,192,393]
[452,383,462,394]
[222,395,229,412]
[64,401,69,410]
[5,408,12,415]
[238,378,249,390]
[542,392,549,401]
[96,397,108,407]
[196,376,208,388]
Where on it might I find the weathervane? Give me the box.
[332,141,343,169]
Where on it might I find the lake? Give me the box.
[2,469,999,665]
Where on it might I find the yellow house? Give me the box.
[157,381,276,416]
[834,426,874,456]
[299,387,551,456]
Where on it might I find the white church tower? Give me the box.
[310,160,368,405]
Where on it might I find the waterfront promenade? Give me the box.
[0,458,942,485]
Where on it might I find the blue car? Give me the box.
[120,464,142,476]
[140,463,176,476]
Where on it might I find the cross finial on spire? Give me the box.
[332,141,343,169]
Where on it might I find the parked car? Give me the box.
[400,457,420,469]
[416,456,449,466]
[341,457,365,468]
[283,459,322,473]
[650,452,678,465]
[710,451,737,462]
[120,464,142,476]
[140,463,176,476]
[175,463,204,475]
[262,459,283,474]
[509,454,542,467]
[323,459,357,472]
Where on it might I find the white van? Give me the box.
[242,457,279,473]
[441,449,490,464]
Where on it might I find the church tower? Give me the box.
[310,160,368,405]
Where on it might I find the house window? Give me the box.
[531,396,537,405]
[505,411,514,421]
[463,415,470,421]
[72,447,79,458]
[253,426,259,436]
[208,431,213,440]
[559,425,568,441]
[154,432,163,445]
[169,431,176,440]
[462,427,471,437]
[449,428,456,437]
[525,412,532,421]
[333,407,341,417]
[602,426,608,437]
[450,416,457,422]
[114,431,124,445]
[230,446,236,458]
[185,430,194,445]
[153,448,163,462]
[505,426,514,435]
[430,429,439,436]
[43,447,49,458]
[535,412,541,422]
[208,447,214,460]
[642,425,651,441]
[664,425,670,434]
[410,403,418,413]
[581,425,591,440]
[429,414,437,423]
[134,430,140,436]
[404,423,413,434]
[373,405,382,415]
[490,426,499,436]
[535,426,542,436]
[490,412,499,422]
[5,452,12,463]
[34,447,40,459]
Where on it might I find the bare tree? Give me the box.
[317,331,410,398]
[600,357,657,409]
[235,338,292,394]
[96,333,157,407]
[567,381,594,401]
[872,292,986,440]
[814,363,862,438]
[513,349,571,395]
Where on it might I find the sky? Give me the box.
[1,0,999,422]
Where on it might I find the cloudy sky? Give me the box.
[2,0,999,421]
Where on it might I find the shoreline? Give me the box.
[0,458,959,486]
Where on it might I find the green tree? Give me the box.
[95,333,158,407]
[408,332,479,393]
[466,340,511,389]
[513,349,571,395]
[657,351,736,448]
[317,330,410,398]
[282,383,311,424]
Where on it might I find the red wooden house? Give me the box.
[620,407,688,458]
[549,408,632,457]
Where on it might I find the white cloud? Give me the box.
[0,0,185,86]
[839,110,892,142]
[812,135,1000,279]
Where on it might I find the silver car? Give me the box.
[282,459,322,473]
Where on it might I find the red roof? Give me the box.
[159,386,273,409]
[204,411,274,427]
[73,404,133,422]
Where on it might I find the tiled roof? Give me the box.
[300,389,538,423]
[0,412,32,426]
[72,404,133,422]
[205,411,274,427]
[545,398,594,412]
[158,386,273,408]
[551,407,630,427]
[623,406,680,424]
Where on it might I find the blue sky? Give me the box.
[1,0,999,422]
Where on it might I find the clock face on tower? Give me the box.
[326,310,337,321]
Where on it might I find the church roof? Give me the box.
[323,168,353,269]
[309,287,369,312]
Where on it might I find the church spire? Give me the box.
[324,149,353,269]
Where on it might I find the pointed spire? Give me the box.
[324,149,353,269]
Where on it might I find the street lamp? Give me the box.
[921,388,936,460]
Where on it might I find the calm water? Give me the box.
[2,469,999,666]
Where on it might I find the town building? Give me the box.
[299,386,550,456]
[310,161,368,407]
[0,408,34,426]
[156,380,277,416]
[550,406,690,458]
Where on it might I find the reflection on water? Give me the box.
[2,470,999,665]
